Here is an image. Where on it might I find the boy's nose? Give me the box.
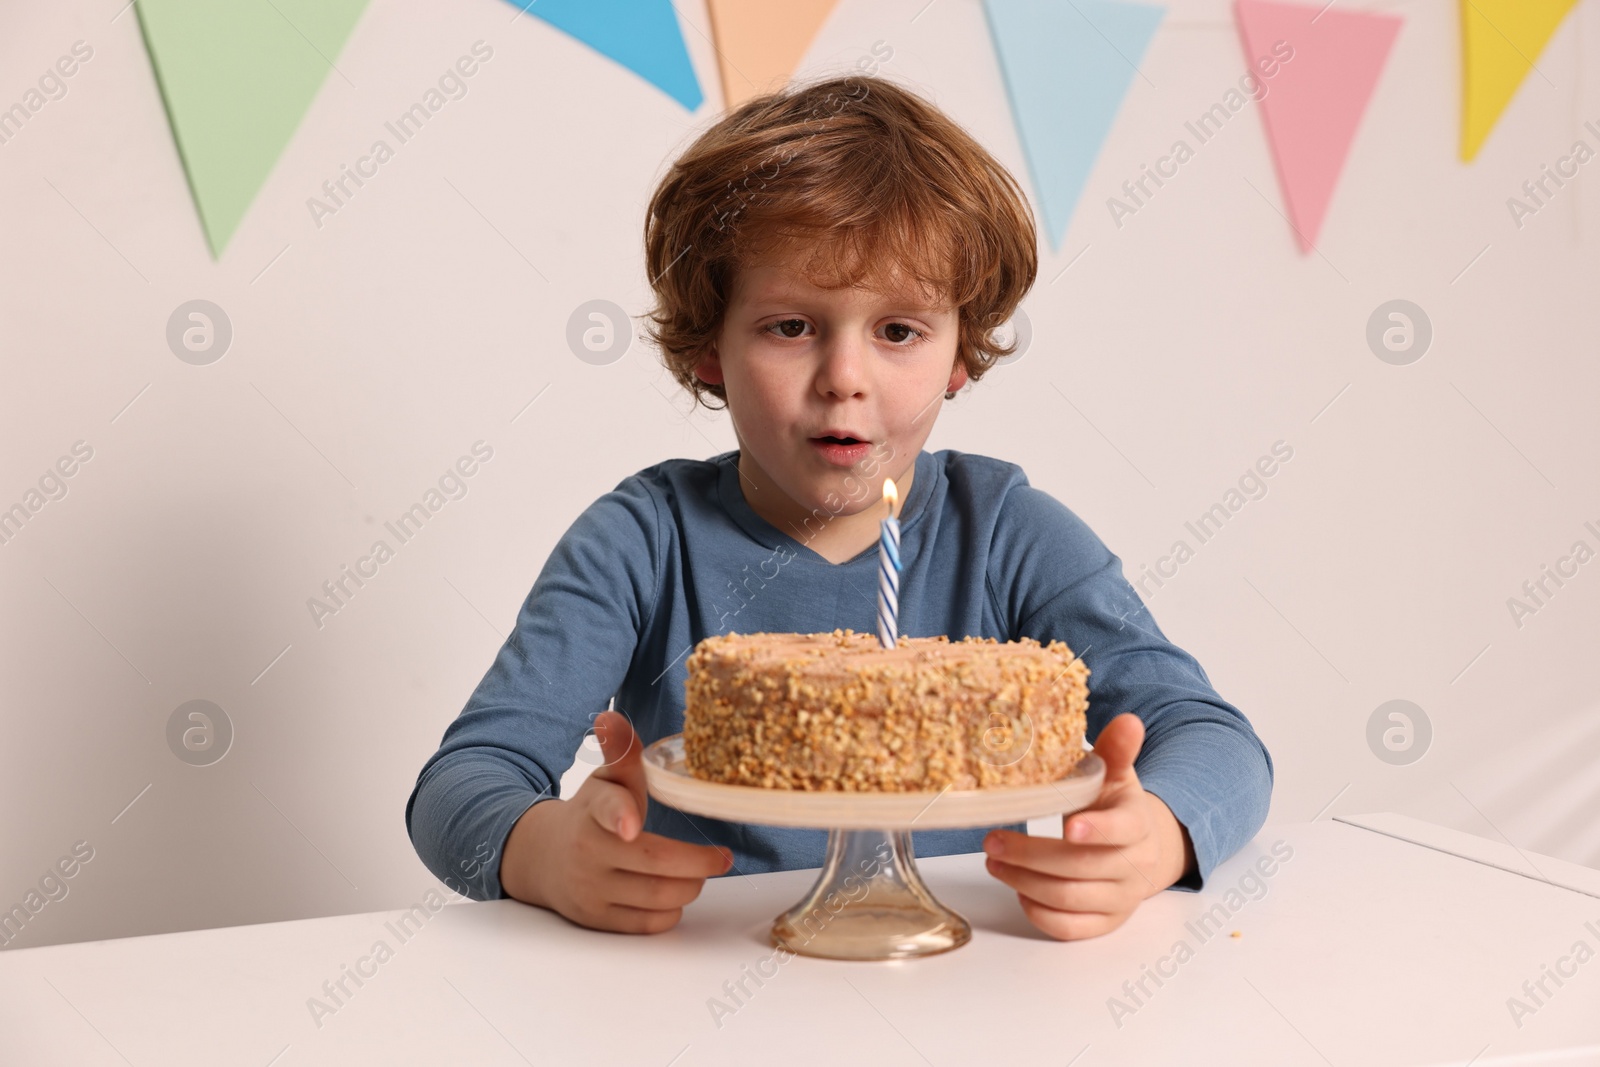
[815,333,869,399]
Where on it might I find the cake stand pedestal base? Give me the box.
[641,734,1104,962]
[771,827,969,960]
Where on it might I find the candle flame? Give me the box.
[883,477,898,513]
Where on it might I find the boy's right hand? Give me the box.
[498,710,734,934]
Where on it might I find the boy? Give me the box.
[406,75,1272,941]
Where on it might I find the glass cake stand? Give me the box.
[641,734,1105,961]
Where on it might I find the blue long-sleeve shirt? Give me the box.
[405,448,1273,898]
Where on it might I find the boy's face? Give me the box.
[694,250,967,526]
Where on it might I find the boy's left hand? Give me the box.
[983,713,1195,941]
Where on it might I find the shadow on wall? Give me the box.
[0,483,373,952]
[1449,702,1600,870]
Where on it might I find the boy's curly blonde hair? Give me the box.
[642,75,1038,411]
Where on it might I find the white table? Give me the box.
[2,815,1598,1066]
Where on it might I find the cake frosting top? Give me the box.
[691,628,1086,688]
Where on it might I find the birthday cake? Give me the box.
[681,629,1090,792]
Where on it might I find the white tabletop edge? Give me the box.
[1410,1042,1600,1067]
[1334,811,1600,901]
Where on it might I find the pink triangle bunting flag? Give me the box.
[1236,0,1401,253]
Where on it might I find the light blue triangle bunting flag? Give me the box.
[984,0,1165,249]
[502,0,703,110]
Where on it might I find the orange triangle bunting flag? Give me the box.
[705,0,841,109]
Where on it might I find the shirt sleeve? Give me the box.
[989,480,1274,890]
[404,474,662,900]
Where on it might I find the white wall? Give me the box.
[2,0,1596,951]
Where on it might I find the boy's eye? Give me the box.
[881,322,925,345]
[763,319,927,346]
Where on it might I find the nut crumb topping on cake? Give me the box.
[682,629,1089,791]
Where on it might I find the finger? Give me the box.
[590,711,649,838]
[588,903,685,936]
[593,709,641,765]
[985,856,1126,914]
[1062,801,1148,848]
[605,830,733,879]
[603,868,710,912]
[1088,713,1145,786]
[983,831,1141,880]
[587,778,646,842]
[1016,895,1128,942]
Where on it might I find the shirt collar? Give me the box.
[714,448,936,562]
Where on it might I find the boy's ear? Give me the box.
[947,361,969,392]
[694,345,725,386]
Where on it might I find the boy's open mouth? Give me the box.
[810,427,870,445]
[808,432,873,467]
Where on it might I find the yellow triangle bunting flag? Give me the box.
[1461,0,1579,161]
